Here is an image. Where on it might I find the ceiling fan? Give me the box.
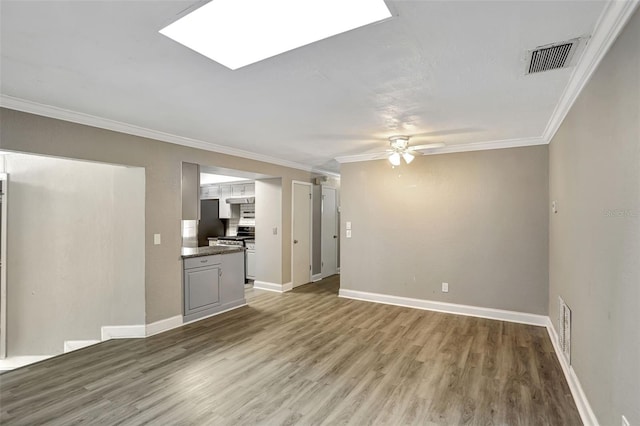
[378,135,445,166]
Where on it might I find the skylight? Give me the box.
[159,0,392,70]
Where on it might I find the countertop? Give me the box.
[181,246,245,259]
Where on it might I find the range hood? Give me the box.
[226,196,255,204]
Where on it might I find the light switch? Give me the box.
[154,234,161,245]
[346,230,352,238]
[346,221,352,230]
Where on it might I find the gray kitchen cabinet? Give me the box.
[200,184,220,200]
[243,183,255,196]
[220,251,245,304]
[182,162,200,220]
[183,251,245,322]
[219,184,232,218]
[246,249,256,280]
[184,255,221,320]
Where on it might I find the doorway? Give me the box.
[291,181,312,288]
[321,186,338,278]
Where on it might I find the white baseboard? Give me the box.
[0,355,52,371]
[337,267,340,273]
[145,315,183,337]
[63,340,101,353]
[312,273,322,282]
[101,324,146,341]
[254,280,291,293]
[183,303,247,325]
[338,288,548,326]
[545,319,599,426]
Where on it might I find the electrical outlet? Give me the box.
[622,415,630,426]
[153,234,161,245]
[346,221,352,230]
[272,227,278,235]
[552,200,558,214]
[346,230,352,238]
[442,282,449,293]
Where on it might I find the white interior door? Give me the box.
[292,182,311,288]
[321,186,338,278]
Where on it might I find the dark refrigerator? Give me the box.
[198,199,225,246]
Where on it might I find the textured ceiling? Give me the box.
[0,1,606,172]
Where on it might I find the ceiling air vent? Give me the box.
[526,38,582,74]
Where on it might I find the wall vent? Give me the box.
[558,297,572,364]
[526,38,583,74]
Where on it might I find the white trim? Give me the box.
[338,288,548,326]
[335,137,545,163]
[145,315,183,337]
[100,324,146,341]
[0,356,52,371]
[291,180,313,288]
[542,0,640,143]
[545,318,599,426]
[337,267,340,273]
[182,303,248,325]
[312,273,323,282]
[253,280,288,293]
[282,282,293,291]
[0,173,7,359]
[0,95,313,173]
[63,340,101,353]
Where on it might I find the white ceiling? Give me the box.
[0,0,607,173]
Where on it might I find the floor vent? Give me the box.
[526,38,583,74]
[558,297,572,364]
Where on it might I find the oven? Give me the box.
[216,225,255,282]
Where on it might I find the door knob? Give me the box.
[333,235,337,239]
[294,239,299,244]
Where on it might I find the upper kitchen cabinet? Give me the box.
[231,182,254,197]
[219,184,232,218]
[182,162,200,220]
[200,184,220,200]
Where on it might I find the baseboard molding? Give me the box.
[545,319,599,426]
[312,273,322,282]
[183,303,247,325]
[0,355,52,371]
[254,280,291,293]
[63,340,101,353]
[145,315,183,337]
[101,324,146,341]
[338,288,548,326]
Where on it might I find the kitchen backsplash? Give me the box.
[181,220,198,248]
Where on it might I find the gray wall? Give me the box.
[548,7,640,425]
[255,178,282,284]
[3,153,145,355]
[340,145,549,314]
[0,109,311,322]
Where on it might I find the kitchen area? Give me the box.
[180,162,273,322]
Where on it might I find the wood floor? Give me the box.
[0,276,581,425]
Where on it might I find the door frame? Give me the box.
[290,180,312,288]
[0,173,8,359]
[320,185,338,279]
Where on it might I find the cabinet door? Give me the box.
[246,250,256,279]
[231,184,245,196]
[244,183,255,196]
[220,251,245,304]
[219,185,232,218]
[184,266,220,314]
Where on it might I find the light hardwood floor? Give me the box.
[0,276,581,425]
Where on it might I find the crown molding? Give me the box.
[335,136,546,164]
[542,0,640,143]
[0,95,314,173]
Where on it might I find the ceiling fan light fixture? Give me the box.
[389,152,401,166]
[402,152,415,164]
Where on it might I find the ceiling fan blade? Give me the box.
[411,143,446,151]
